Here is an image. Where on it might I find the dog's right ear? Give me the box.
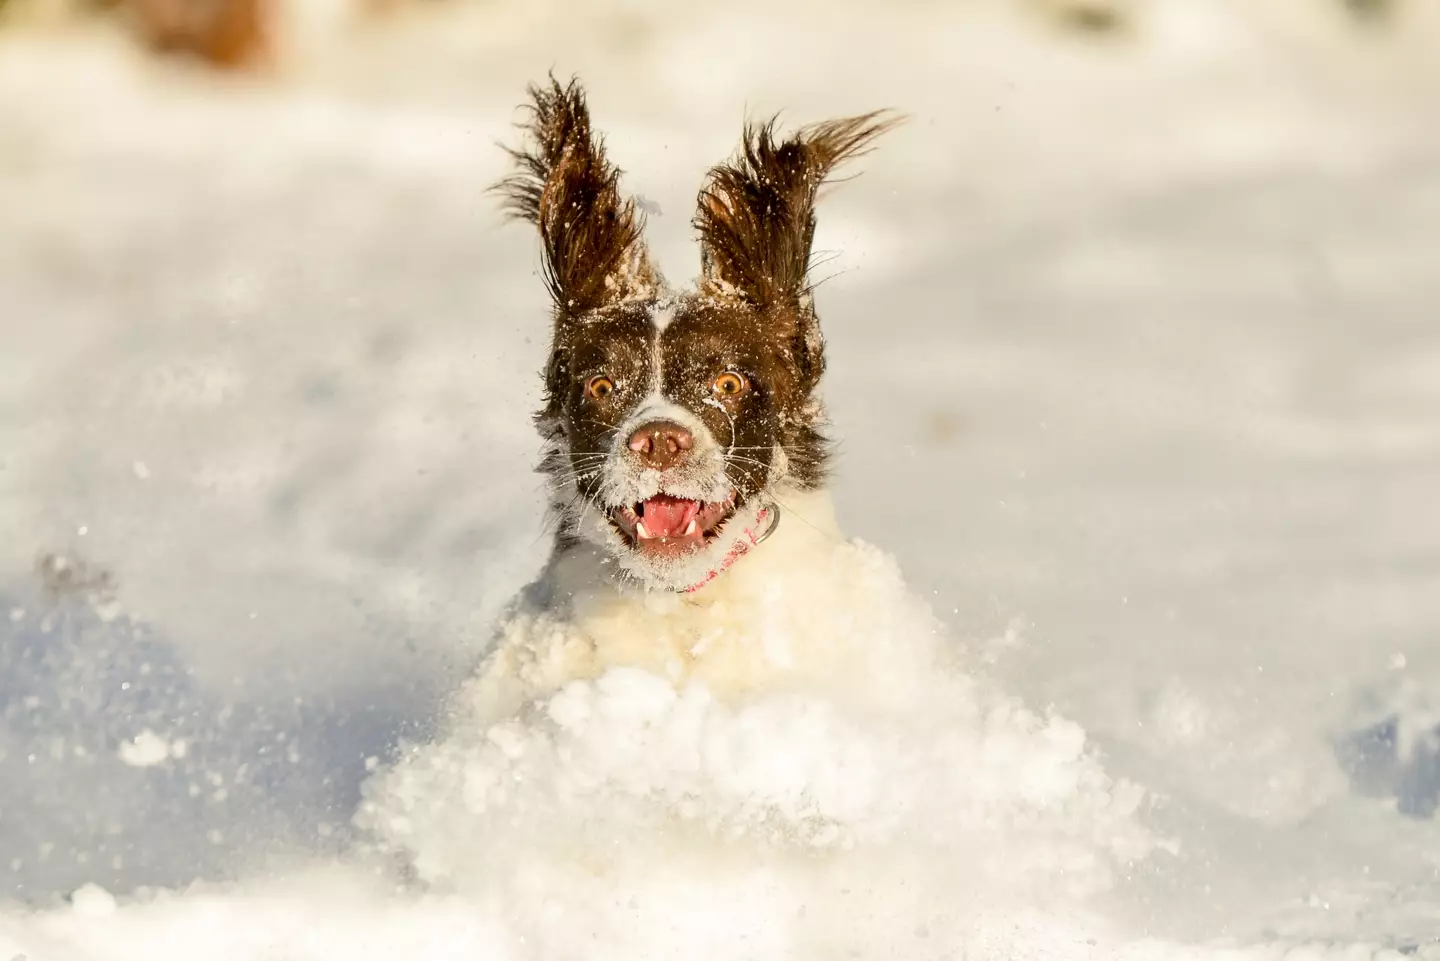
[494,76,658,316]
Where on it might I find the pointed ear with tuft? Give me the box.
[494,76,659,316]
[693,110,903,310]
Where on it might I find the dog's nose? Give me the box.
[627,421,693,471]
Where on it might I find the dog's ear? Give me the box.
[694,110,900,393]
[693,111,901,310]
[495,76,658,315]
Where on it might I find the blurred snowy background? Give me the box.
[1,0,1439,957]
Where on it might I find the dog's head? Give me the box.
[498,77,898,591]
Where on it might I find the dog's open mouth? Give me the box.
[610,492,738,556]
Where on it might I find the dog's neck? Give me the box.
[470,485,945,720]
[549,483,842,622]
[674,501,780,594]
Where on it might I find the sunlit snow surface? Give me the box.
[2,0,1439,957]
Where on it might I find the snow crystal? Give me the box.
[117,730,172,768]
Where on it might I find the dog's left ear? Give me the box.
[694,112,901,308]
[495,76,659,316]
[694,111,901,386]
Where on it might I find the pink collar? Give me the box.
[680,504,780,594]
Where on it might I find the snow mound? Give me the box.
[360,667,1152,956]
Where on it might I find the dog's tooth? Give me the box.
[684,518,698,537]
[637,519,653,540]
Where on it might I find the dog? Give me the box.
[467,78,911,720]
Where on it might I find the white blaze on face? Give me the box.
[646,301,675,397]
[621,301,692,451]
[649,302,677,333]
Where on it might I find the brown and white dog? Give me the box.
[470,78,911,715]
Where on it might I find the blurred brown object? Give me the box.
[1027,0,1131,34]
[35,551,116,605]
[1345,0,1397,22]
[122,0,269,67]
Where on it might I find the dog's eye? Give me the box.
[712,372,748,397]
[586,375,616,400]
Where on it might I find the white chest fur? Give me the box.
[467,489,949,725]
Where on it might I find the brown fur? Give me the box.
[694,112,901,309]
[125,0,269,67]
[494,76,659,317]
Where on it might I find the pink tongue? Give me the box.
[641,495,700,537]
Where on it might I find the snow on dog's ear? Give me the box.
[694,111,901,308]
[693,110,901,388]
[495,76,659,316]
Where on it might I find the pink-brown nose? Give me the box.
[627,421,693,471]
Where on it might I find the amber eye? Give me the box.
[713,371,748,397]
[586,375,616,400]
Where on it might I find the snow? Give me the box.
[117,730,178,768]
[2,0,1440,957]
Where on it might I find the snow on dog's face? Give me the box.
[496,77,898,590]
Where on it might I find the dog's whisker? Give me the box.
[724,457,775,478]
[762,489,840,544]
